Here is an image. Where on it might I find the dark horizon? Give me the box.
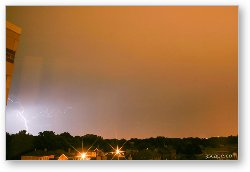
[6,130,238,160]
[6,130,238,140]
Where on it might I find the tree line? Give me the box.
[6,130,238,160]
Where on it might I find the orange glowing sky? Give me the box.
[6,6,238,138]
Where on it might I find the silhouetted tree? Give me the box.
[7,130,34,160]
[6,131,238,160]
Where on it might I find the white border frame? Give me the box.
[1,1,249,172]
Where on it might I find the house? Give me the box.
[58,154,68,160]
[21,150,54,160]
[21,155,54,160]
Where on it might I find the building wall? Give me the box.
[6,21,21,103]
[21,156,51,160]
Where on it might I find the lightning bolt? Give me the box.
[7,96,29,133]
[8,95,73,134]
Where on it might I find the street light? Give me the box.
[109,143,127,160]
[81,152,87,160]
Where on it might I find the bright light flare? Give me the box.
[68,137,99,160]
[115,148,120,155]
[81,152,87,160]
[109,142,128,160]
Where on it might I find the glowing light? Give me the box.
[7,95,73,135]
[109,141,128,160]
[68,138,99,160]
[116,148,120,155]
[81,152,87,160]
[8,96,29,133]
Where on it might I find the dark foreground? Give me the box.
[6,131,238,160]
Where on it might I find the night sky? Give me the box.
[6,6,238,139]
